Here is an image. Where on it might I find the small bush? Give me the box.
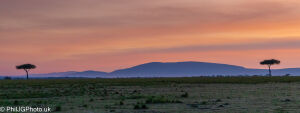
[134,104,140,109]
[188,104,198,108]
[133,102,148,109]
[82,104,88,108]
[13,100,19,105]
[281,99,291,102]
[218,105,224,107]
[200,101,208,105]
[141,104,148,109]
[119,101,124,105]
[215,99,222,102]
[103,89,108,96]
[181,92,189,98]
[172,100,183,103]
[89,98,94,102]
[126,95,145,99]
[146,96,181,104]
[54,105,61,111]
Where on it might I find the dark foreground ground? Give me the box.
[0,76,300,113]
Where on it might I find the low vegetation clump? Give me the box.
[124,94,146,99]
[145,96,182,104]
[200,101,208,105]
[215,99,222,102]
[181,92,189,98]
[89,98,94,102]
[54,105,62,111]
[119,101,124,105]
[133,102,148,109]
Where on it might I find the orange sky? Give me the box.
[1,0,300,75]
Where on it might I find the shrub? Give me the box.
[188,104,198,108]
[133,102,148,109]
[146,96,181,104]
[13,100,19,105]
[181,92,189,98]
[215,99,222,102]
[82,104,88,108]
[125,95,145,99]
[218,105,224,107]
[119,101,124,105]
[54,105,61,111]
[200,101,208,105]
[89,98,94,102]
[103,89,108,96]
[134,104,140,109]
[141,104,148,109]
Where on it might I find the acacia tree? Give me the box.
[260,59,280,76]
[16,64,36,80]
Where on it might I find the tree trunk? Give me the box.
[25,69,29,80]
[268,65,272,77]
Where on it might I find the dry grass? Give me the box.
[0,77,299,113]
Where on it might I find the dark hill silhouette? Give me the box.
[110,62,249,76]
[29,70,108,78]
[69,70,108,77]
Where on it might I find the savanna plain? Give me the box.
[1,77,300,113]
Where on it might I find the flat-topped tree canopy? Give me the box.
[16,64,36,70]
[260,59,280,65]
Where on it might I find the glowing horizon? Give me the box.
[2,0,300,75]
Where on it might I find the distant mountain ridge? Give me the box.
[30,70,108,78]
[111,62,248,77]
[3,61,300,78]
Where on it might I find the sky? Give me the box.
[1,0,300,75]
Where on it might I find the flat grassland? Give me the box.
[1,76,300,113]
